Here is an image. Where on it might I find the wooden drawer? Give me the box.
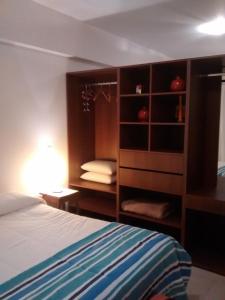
[120,150,184,174]
[120,168,183,195]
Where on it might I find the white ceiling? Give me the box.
[33,0,169,21]
[33,0,225,61]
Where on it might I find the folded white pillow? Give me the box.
[80,172,116,184]
[81,160,116,175]
[0,193,44,216]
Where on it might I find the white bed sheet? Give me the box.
[0,203,108,283]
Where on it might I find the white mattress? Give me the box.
[0,203,108,283]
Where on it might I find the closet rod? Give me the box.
[199,72,225,78]
[83,81,118,87]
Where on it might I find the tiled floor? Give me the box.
[188,267,225,300]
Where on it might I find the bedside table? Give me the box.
[41,188,79,211]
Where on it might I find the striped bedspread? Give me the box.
[1,223,191,300]
[218,165,225,176]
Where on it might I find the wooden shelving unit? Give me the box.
[118,61,186,239]
[67,55,225,273]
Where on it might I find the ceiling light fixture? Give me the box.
[197,16,225,36]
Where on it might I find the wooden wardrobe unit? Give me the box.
[67,55,225,274]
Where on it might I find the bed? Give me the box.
[0,193,191,300]
[218,161,225,177]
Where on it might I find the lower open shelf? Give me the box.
[119,211,181,229]
[70,195,116,218]
[119,212,181,241]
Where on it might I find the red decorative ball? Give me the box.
[138,106,149,122]
[170,76,185,91]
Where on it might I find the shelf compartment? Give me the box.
[152,61,187,93]
[120,93,150,97]
[120,124,149,150]
[151,94,186,123]
[119,187,182,229]
[120,65,150,95]
[119,168,184,195]
[119,150,184,174]
[151,91,186,96]
[69,179,117,194]
[75,195,116,218]
[120,96,149,123]
[150,125,184,153]
[120,211,181,229]
[120,122,149,125]
[151,122,185,126]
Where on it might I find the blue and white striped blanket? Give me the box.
[218,165,225,176]
[1,223,191,300]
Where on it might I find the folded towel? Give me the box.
[121,199,172,219]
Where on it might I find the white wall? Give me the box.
[0,43,99,193]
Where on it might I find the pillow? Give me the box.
[81,160,116,175]
[0,193,44,216]
[80,172,116,184]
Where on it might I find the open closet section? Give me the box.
[66,68,118,219]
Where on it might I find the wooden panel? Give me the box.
[187,57,222,191]
[184,177,225,216]
[69,178,117,194]
[120,150,184,174]
[76,195,116,218]
[95,85,117,160]
[119,168,183,195]
[184,194,225,216]
[120,211,181,229]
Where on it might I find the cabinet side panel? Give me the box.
[187,58,222,191]
[202,76,221,186]
[95,85,117,160]
[187,69,205,190]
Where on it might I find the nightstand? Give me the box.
[41,188,79,211]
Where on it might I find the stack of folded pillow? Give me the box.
[80,160,116,184]
[121,198,173,219]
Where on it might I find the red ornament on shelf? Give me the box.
[138,106,149,122]
[170,76,185,91]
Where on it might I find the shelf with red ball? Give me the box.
[120,122,149,125]
[119,60,187,153]
[120,93,150,97]
[151,61,187,93]
[151,91,186,96]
